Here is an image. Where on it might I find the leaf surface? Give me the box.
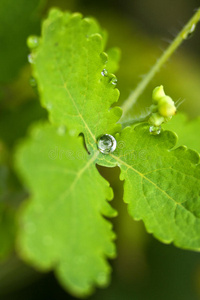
[32,9,122,151]
[96,124,200,251]
[16,123,116,296]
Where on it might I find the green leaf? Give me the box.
[163,113,200,153]
[96,124,200,251]
[31,9,122,151]
[16,123,116,297]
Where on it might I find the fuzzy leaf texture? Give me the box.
[31,9,122,151]
[16,124,116,296]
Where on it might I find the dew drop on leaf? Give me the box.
[97,134,117,154]
[27,35,39,49]
[29,76,37,88]
[28,53,35,64]
[110,77,117,85]
[101,69,108,76]
[149,125,161,135]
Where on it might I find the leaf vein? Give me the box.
[53,53,96,146]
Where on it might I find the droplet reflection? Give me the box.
[101,69,108,76]
[97,134,117,154]
[149,125,161,135]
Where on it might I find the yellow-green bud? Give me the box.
[149,113,164,126]
[158,96,176,117]
[152,85,165,104]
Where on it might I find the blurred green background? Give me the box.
[1,0,200,299]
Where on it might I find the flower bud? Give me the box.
[152,85,165,104]
[158,96,176,117]
[149,113,164,126]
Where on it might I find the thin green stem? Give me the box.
[121,113,151,128]
[121,8,200,118]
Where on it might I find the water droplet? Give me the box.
[29,76,37,88]
[97,134,117,154]
[149,125,161,135]
[57,125,66,136]
[110,77,117,86]
[183,23,196,39]
[101,69,108,76]
[28,53,35,64]
[27,35,39,49]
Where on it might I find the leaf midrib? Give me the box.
[53,48,97,149]
[55,151,99,206]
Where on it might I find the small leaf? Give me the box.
[16,123,116,297]
[96,124,200,251]
[31,9,122,151]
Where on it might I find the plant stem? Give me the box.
[121,8,200,118]
[121,113,151,128]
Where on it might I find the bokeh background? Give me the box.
[1,0,200,299]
